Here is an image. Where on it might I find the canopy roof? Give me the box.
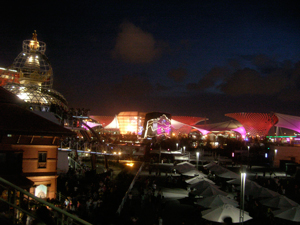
[172,116,206,125]
[194,120,243,132]
[90,115,119,129]
[274,113,300,133]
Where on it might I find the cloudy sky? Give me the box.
[1,0,300,122]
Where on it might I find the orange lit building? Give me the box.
[117,111,146,135]
[0,86,74,199]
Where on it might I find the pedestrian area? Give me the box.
[117,163,295,225]
[118,169,202,225]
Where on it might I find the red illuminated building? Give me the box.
[225,112,278,137]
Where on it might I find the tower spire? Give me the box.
[32,30,38,41]
[29,30,39,50]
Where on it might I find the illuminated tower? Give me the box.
[0,31,68,111]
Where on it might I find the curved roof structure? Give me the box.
[194,120,243,131]
[172,116,206,125]
[171,119,210,135]
[194,120,246,137]
[90,116,116,128]
[274,113,300,133]
[225,112,278,136]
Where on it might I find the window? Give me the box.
[38,152,47,168]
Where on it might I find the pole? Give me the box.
[196,152,199,170]
[240,172,246,225]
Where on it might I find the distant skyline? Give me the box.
[1,1,300,122]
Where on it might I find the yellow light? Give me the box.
[17,92,29,100]
[113,152,117,154]
[126,162,134,167]
[118,152,121,155]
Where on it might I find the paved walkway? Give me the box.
[118,170,201,225]
[117,163,293,225]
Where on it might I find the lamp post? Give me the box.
[196,152,200,170]
[240,171,246,225]
[183,146,186,154]
[176,143,179,150]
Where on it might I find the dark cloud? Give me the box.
[186,55,300,104]
[251,54,279,74]
[155,82,171,91]
[111,22,162,64]
[111,74,153,98]
[218,68,288,96]
[278,88,300,102]
[167,68,188,82]
[187,66,231,90]
[227,58,241,70]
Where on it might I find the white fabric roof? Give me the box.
[104,115,119,129]
[274,113,300,133]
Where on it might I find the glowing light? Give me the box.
[17,92,29,100]
[232,152,234,157]
[126,162,134,167]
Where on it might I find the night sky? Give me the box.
[1,1,300,122]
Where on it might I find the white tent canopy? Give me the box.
[260,195,299,209]
[273,206,300,222]
[274,113,300,133]
[195,195,239,208]
[202,204,252,223]
[104,115,119,129]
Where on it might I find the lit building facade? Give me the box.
[143,112,172,139]
[117,111,146,135]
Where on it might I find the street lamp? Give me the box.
[240,171,246,225]
[183,146,186,154]
[176,143,179,150]
[196,152,200,169]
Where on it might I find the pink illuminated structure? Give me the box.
[225,112,278,137]
[274,113,300,134]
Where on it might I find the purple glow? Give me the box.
[275,113,300,133]
[195,128,209,135]
[82,121,101,130]
[156,115,171,137]
[232,126,247,138]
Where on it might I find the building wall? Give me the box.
[1,142,58,199]
[272,146,300,167]
[21,145,57,173]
